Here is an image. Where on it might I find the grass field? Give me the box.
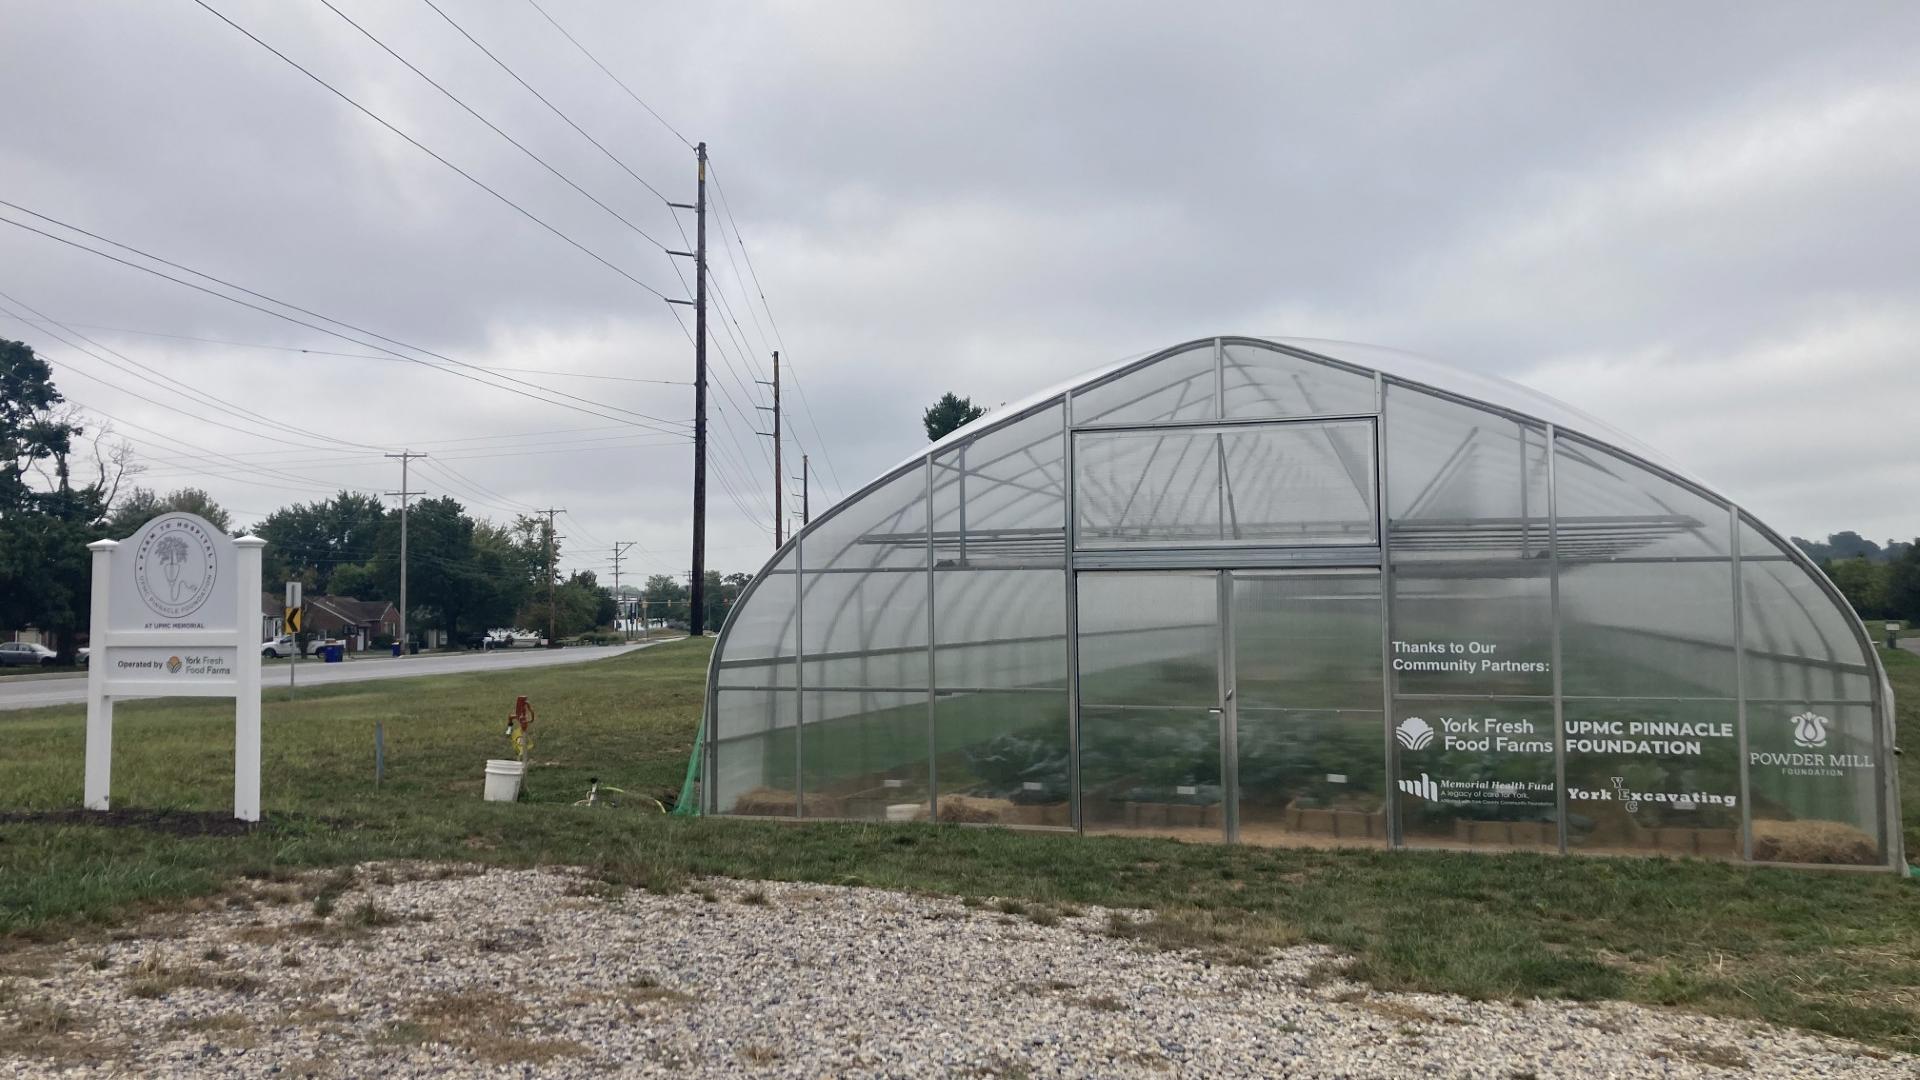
[3,639,1918,1054]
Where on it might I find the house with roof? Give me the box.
[260,593,400,651]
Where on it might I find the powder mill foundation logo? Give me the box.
[1790,711,1829,749]
[133,516,220,621]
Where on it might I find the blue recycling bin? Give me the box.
[391,642,402,657]
[324,644,345,663]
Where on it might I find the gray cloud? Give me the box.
[3,0,1916,583]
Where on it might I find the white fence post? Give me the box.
[233,536,266,822]
[83,539,119,811]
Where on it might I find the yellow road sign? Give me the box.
[286,606,302,634]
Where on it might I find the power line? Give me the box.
[188,0,675,302]
[1,317,692,385]
[706,158,846,498]
[122,425,657,470]
[0,205,689,433]
[418,0,681,211]
[522,0,694,150]
[1,310,390,473]
[316,0,677,255]
[420,457,537,514]
[61,398,387,498]
[0,289,385,453]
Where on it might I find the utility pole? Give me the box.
[690,142,709,635]
[611,541,635,641]
[664,141,707,635]
[755,350,781,547]
[535,508,564,646]
[384,450,427,653]
[801,453,811,526]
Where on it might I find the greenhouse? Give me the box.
[700,337,1903,869]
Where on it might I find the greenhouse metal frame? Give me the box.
[702,337,1903,870]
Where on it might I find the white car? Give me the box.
[261,635,343,659]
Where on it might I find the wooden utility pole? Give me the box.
[690,142,709,634]
[536,508,563,646]
[801,453,810,526]
[756,350,781,547]
[384,450,426,652]
[611,541,635,641]
[662,142,708,633]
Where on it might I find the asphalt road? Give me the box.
[0,641,668,712]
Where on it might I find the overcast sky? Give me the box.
[3,0,1916,583]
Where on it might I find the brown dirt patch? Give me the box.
[0,807,261,837]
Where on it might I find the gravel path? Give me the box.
[0,863,1907,1078]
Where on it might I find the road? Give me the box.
[0,641,669,712]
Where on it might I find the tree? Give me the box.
[1889,542,1920,624]
[553,570,613,636]
[0,340,113,661]
[923,392,984,441]
[641,573,687,625]
[104,486,231,536]
[1826,558,1891,619]
[466,520,538,632]
[258,491,388,593]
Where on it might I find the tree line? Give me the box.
[1,339,743,658]
[1793,531,1920,623]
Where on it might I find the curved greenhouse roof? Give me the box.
[700,336,1901,870]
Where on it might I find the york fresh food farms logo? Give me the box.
[132,516,220,620]
[1791,711,1829,749]
[1395,717,1435,750]
[166,655,183,674]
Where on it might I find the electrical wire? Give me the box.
[522,0,693,151]
[0,289,386,453]
[188,0,675,301]
[417,0,682,211]
[707,158,846,497]
[316,0,677,255]
[1,317,692,385]
[0,205,689,433]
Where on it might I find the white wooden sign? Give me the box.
[84,513,266,821]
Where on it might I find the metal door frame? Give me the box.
[1072,564,1384,845]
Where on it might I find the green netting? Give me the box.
[671,709,704,816]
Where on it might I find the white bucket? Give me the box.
[483,758,525,802]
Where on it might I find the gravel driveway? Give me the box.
[0,864,1906,1078]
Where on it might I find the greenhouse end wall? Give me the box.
[703,337,1903,870]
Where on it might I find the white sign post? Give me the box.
[84,513,266,822]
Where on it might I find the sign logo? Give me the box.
[166,655,183,674]
[1395,716,1435,750]
[1398,773,1439,801]
[1791,711,1829,749]
[1610,775,1639,813]
[132,516,220,621]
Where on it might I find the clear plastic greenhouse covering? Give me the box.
[701,337,1902,870]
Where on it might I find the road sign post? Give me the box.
[286,581,302,699]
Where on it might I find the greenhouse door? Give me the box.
[1228,570,1387,848]
[1075,568,1386,845]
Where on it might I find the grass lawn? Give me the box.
[3,638,1918,1054]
